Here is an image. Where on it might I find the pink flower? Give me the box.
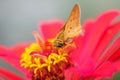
[65,10,120,80]
[0,10,120,80]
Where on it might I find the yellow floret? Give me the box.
[20,42,69,76]
[20,43,41,69]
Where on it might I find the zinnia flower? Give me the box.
[0,10,120,80]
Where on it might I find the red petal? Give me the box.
[0,77,3,80]
[95,37,120,68]
[0,43,31,74]
[0,52,24,74]
[39,19,64,40]
[109,48,120,61]
[11,42,31,57]
[0,67,23,80]
[113,60,120,70]
[64,68,81,80]
[78,10,120,62]
[74,19,94,49]
[71,19,94,62]
[93,21,120,61]
[94,61,116,78]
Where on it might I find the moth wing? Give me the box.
[64,4,83,43]
[55,26,65,40]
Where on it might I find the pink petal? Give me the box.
[65,57,96,80]
[0,46,19,68]
[78,10,120,62]
[74,19,94,49]
[0,52,24,74]
[109,48,120,61]
[0,43,31,74]
[93,21,120,61]
[94,61,116,78]
[113,60,120,71]
[0,43,30,59]
[10,42,31,57]
[39,19,64,40]
[0,45,19,61]
[64,68,81,80]
[0,77,3,80]
[71,19,94,61]
[96,37,120,68]
[0,67,23,80]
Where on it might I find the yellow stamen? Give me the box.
[20,43,41,68]
[20,40,71,79]
[42,57,53,72]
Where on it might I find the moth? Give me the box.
[53,4,84,48]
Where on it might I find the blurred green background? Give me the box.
[0,0,120,79]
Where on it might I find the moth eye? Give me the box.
[55,41,64,48]
[57,43,64,47]
[54,39,64,48]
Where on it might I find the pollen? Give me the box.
[20,40,72,80]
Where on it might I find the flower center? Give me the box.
[20,40,72,80]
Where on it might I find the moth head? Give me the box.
[53,39,64,48]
